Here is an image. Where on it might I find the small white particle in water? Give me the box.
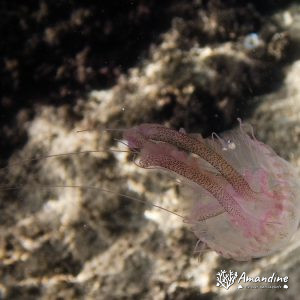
[283,11,293,26]
[228,141,236,150]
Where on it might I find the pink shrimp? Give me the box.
[3,121,300,261]
[123,121,300,261]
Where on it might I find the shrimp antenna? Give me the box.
[76,128,94,133]
[0,148,133,171]
[76,127,126,133]
[114,139,129,147]
[114,139,139,155]
[104,128,127,132]
[1,184,185,219]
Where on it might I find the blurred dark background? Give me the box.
[0,0,297,163]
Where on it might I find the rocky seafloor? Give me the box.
[1,1,300,299]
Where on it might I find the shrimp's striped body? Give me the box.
[124,122,300,260]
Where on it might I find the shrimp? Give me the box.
[123,121,300,260]
[2,120,300,262]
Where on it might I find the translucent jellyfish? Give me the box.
[123,121,300,261]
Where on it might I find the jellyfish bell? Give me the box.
[201,122,300,260]
[124,121,300,260]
